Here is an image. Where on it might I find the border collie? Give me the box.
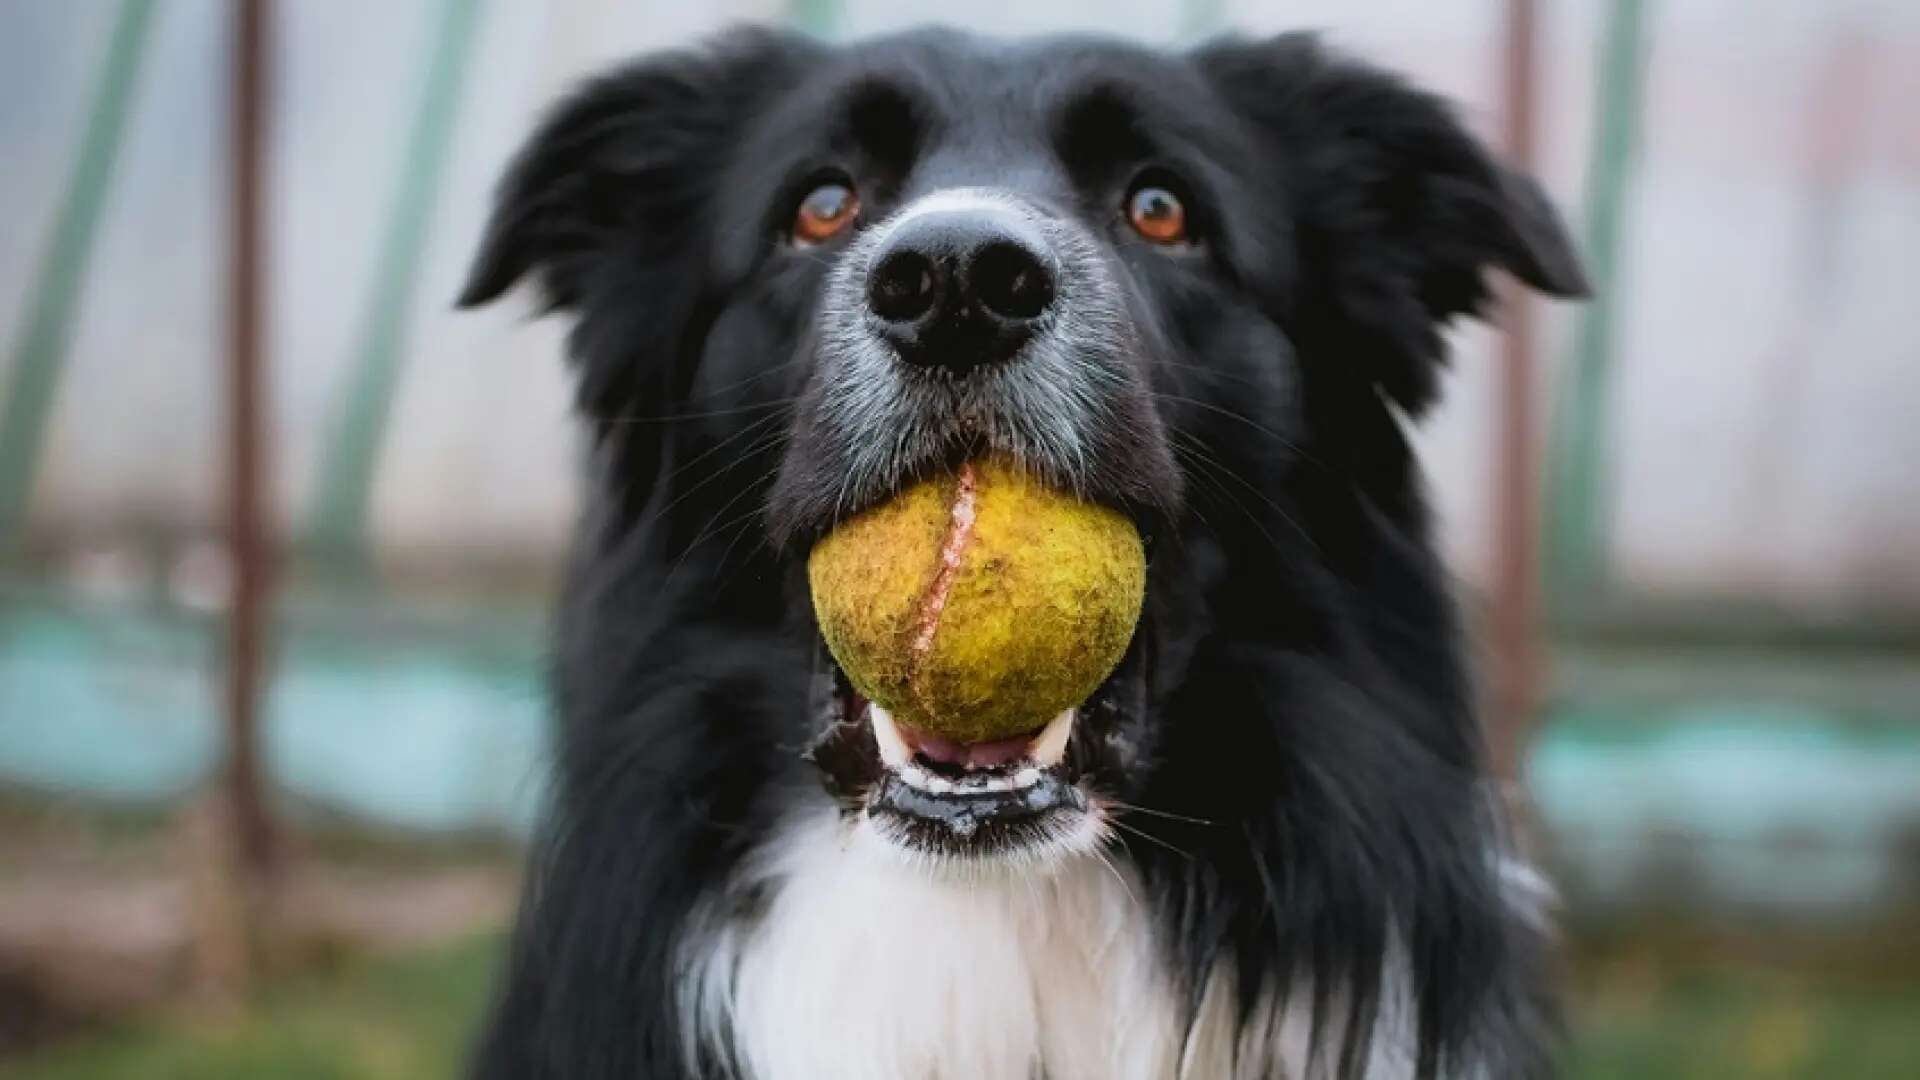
[457,25,1586,1080]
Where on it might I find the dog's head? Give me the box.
[460,27,1583,869]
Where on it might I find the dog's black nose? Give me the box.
[865,207,1056,373]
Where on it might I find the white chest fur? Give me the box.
[678,809,1352,1080]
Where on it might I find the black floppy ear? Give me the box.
[457,26,816,313]
[1196,33,1587,416]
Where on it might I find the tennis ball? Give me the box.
[808,458,1145,745]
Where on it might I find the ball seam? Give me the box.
[905,460,979,724]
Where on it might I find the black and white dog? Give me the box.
[458,25,1586,1080]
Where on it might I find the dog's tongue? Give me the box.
[909,728,1033,770]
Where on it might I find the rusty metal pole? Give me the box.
[226,0,278,876]
[1489,0,1543,787]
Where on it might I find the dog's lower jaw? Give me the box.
[675,807,1444,1080]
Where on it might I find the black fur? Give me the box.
[458,25,1585,1079]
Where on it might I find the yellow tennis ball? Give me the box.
[808,458,1145,745]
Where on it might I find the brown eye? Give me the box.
[1126,185,1187,245]
[793,181,859,245]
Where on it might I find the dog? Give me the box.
[456,25,1586,1080]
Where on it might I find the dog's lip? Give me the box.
[806,629,1143,853]
[868,702,1075,774]
[862,699,1087,834]
[853,678,1094,842]
[871,766,1086,840]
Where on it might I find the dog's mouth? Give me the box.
[805,637,1145,863]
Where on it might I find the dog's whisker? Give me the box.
[1243,822,1287,928]
[1101,799,1217,828]
[662,473,779,589]
[1145,390,1308,458]
[1170,439,1291,555]
[657,408,793,489]
[707,503,775,587]
[1171,434,1319,555]
[1091,842,1141,910]
[643,427,790,530]
[1109,818,1196,862]
[603,397,799,426]
[669,358,807,407]
[1150,356,1288,394]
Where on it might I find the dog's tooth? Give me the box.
[984,775,1013,793]
[1012,768,1041,789]
[1028,708,1076,767]
[868,703,912,768]
[926,774,953,795]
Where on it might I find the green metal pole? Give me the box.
[788,0,841,38]
[1545,0,1649,617]
[305,0,484,563]
[0,0,158,552]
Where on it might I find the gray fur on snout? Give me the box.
[801,188,1143,523]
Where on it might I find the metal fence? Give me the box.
[2,0,1917,917]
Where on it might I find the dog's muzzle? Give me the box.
[768,187,1178,546]
[775,188,1179,865]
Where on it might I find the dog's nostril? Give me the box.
[971,242,1053,321]
[862,205,1059,372]
[869,251,940,323]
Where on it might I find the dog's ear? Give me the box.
[1196,33,1587,416]
[457,27,816,314]
[457,27,817,439]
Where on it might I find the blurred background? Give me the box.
[1,0,1916,1076]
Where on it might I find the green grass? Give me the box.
[4,934,1916,1079]
[0,937,498,1080]
[1568,973,1920,1079]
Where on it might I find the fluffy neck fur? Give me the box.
[680,807,1438,1080]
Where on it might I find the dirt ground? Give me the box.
[0,795,516,1058]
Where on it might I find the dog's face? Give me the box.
[461,28,1583,869]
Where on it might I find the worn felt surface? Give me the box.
[808,458,1144,743]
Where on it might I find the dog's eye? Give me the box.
[793,181,860,245]
[1126,185,1187,245]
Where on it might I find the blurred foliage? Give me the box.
[4,932,1918,1079]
